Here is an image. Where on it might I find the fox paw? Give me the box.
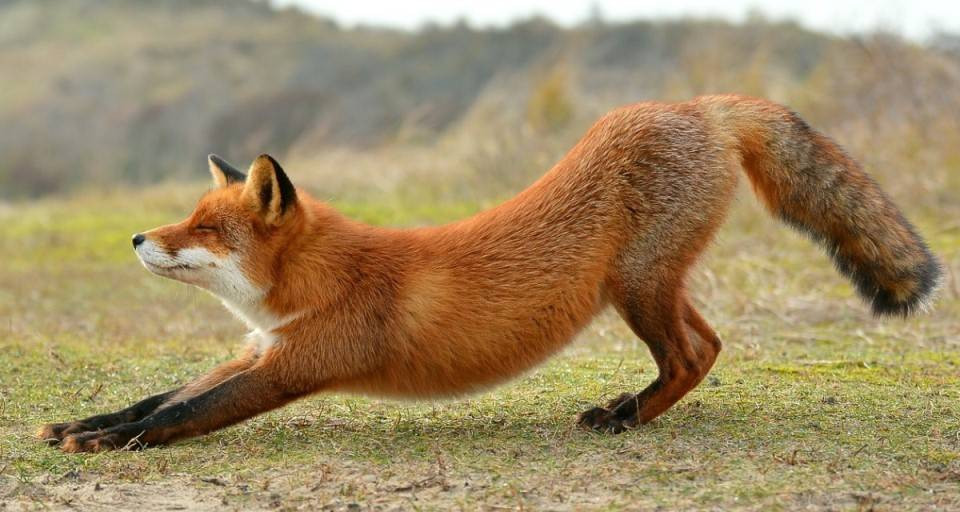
[37,422,92,445]
[60,429,144,453]
[577,406,637,434]
[577,393,642,434]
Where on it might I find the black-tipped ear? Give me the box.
[208,154,247,187]
[242,154,297,224]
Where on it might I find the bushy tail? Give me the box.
[704,95,941,316]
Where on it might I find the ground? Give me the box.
[0,183,958,511]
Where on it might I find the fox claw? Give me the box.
[577,406,636,434]
[60,430,143,453]
[38,422,93,445]
[578,392,645,434]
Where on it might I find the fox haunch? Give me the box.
[40,94,940,451]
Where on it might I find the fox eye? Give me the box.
[195,224,218,232]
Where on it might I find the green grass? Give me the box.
[1,183,958,510]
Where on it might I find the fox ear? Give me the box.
[242,154,297,224]
[208,154,246,187]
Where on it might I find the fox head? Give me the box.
[133,154,300,310]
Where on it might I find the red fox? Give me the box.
[40,95,940,452]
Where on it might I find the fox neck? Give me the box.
[204,253,264,306]
[199,253,284,353]
[219,296,289,354]
[256,204,375,315]
[211,204,367,353]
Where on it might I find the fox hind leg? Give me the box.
[579,287,722,432]
[580,152,736,432]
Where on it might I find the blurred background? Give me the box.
[1,0,959,209]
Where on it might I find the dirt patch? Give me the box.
[2,462,500,511]
[0,459,666,511]
[2,474,224,512]
[1,472,350,511]
[8,464,958,511]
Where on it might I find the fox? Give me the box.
[39,94,941,453]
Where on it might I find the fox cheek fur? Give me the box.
[41,95,941,452]
[135,234,256,299]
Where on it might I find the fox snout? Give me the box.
[132,225,265,309]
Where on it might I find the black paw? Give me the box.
[576,406,636,434]
[61,427,145,453]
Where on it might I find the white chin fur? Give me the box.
[135,240,290,353]
[136,241,257,298]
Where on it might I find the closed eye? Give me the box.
[195,224,218,232]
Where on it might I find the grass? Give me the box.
[0,182,958,510]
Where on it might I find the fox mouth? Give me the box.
[142,261,199,272]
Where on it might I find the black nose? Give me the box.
[132,233,146,248]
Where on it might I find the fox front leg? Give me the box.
[59,366,306,453]
[39,351,258,446]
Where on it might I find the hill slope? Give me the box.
[1,0,959,200]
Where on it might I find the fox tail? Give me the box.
[706,95,941,316]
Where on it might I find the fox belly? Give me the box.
[334,265,610,398]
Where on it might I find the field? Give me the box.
[0,171,958,510]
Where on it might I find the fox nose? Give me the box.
[132,233,146,248]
